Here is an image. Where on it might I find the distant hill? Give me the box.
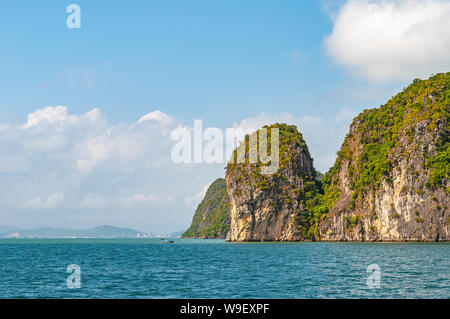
[0,225,150,238]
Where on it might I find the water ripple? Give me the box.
[0,239,448,298]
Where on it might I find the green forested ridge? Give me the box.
[182,178,230,238]
[226,123,320,192]
[347,73,449,194]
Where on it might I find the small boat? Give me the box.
[164,240,174,244]
[160,237,165,240]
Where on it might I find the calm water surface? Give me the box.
[0,239,448,298]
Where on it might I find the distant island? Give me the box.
[0,225,151,239]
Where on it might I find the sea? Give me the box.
[0,239,448,299]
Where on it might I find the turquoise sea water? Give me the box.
[0,239,448,298]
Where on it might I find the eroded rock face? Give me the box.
[318,74,450,241]
[225,124,321,242]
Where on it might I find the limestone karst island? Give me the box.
[183,73,450,242]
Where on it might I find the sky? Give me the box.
[0,0,449,233]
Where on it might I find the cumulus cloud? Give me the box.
[0,106,223,231]
[324,0,450,82]
[76,135,110,173]
[138,110,173,124]
[23,192,64,210]
[21,106,100,129]
[0,105,355,232]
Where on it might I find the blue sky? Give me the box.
[0,0,449,233]
[0,0,398,125]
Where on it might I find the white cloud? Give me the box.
[76,135,109,173]
[0,106,204,231]
[22,106,70,128]
[138,110,173,125]
[23,192,64,210]
[0,105,355,232]
[324,0,450,82]
[21,106,101,129]
[22,134,68,152]
[73,110,174,174]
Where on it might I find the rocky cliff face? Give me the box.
[225,124,321,242]
[318,73,449,241]
[182,178,230,239]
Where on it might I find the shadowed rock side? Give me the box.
[318,73,449,241]
[182,178,230,239]
[225,124,322,242]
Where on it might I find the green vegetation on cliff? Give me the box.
[182,178,230,239]
[226,123,323,240]
[317,72,450,218]
[425,136,449,192]
[350,73,448,193]
[226,123,320,192]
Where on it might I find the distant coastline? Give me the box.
[0,225,151,239]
